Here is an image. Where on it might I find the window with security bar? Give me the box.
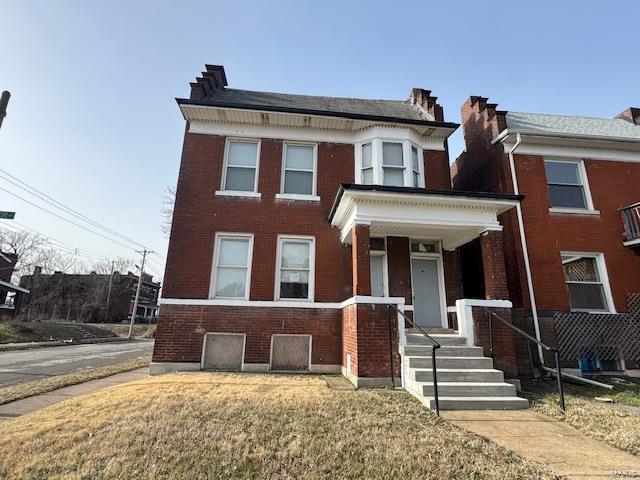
[561,253,611,312]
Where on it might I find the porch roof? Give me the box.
[329,184,522,250]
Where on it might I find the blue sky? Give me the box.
[1,0,638,281]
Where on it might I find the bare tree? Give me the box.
[0,229,48,281]
[161,185,176,238]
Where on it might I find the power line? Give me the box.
[0,185,138,250]
[0,223,133,263]
[0,168,147,249]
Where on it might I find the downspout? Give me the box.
[507,133,545,366]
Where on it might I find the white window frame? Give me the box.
[209,233,254,300]
[274,235,315,302]
[276,141,320,201]
[545,158,597,214]
[560,251,615,313]
[408,239,448,328]
[217,138,261,197]
[370,237,389,297]
[354,138,424,188]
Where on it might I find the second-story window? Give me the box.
[355,138,424,188]
[281,143,316,196]
[222,139,260,192]
[544,159,592,210]
[382,142,405,186]
[411,146,420,187]
[361,143,373,184]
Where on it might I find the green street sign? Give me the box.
[0,211,15,219]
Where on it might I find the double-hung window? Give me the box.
[411,146,421,187]
[382,142,405,186]
[211,234,253,299]
[281,143,316,196]
[544,159,591,210]
[276,236,315,301]
[222,140,260,193]
[361,143,373,185]
[561,253,612,312]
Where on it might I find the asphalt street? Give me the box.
[0,340,154,388]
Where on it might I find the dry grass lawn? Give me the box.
[524,377,640,457]
[0,356,151,405]
[0,373,557,480]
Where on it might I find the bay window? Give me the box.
[382,142,405,186]
[356,138,424,187]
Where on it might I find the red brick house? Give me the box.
[453,97,640,374]
[152,65,531,410]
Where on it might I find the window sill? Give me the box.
[549,207,600,216]
[215,191,262,198]
[275,193,321,202]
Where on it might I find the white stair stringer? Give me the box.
[402,333,528,411]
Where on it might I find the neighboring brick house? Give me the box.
[453,97,640,374]
[0,252,29,318]
[153,65,530,410]
[19,268,160,322]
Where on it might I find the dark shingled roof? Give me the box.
[177,88,459,128]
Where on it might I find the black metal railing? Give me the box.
[481,307,565,413]
[621,202,640,245]
[387,304,442,416]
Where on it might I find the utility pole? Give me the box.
[105,260,115,322]
[0,91,10,130]
[128,249,152,339]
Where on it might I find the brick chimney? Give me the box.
[409,88,444,121]
[189,64,228,100]
[616,107,640,125]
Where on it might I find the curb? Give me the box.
[0,337,146,352]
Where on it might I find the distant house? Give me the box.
[0,252,29,318]
[19,267,160,323]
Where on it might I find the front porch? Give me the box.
[330,184,528,408]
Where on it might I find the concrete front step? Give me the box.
[412,368,504,383]
[420,382,517,397]
[406,334,467,347]
[403,345,483,357]
[407,356,494,369]
[424,396,529,410]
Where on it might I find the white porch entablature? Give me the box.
[329,186,520,250]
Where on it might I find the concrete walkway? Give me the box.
[443,410,640,480]
[0,367,148,422]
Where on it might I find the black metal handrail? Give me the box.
[480,307,565,413]
[387,304,441,416]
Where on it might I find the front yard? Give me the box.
[0,373,556,480]
[524,376,640,456]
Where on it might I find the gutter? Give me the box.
[507,133,545,367]
[177,98,461,131]
[493,128,640,146]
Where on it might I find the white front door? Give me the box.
[411,257,443,328]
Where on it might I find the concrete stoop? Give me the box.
[402,332,528,411]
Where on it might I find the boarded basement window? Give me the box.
[202,333,245,371]
[270,335,311,371]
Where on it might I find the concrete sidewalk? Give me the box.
[443,410,640,480]
[0,367,148,422]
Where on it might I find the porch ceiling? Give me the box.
[329,185,521,250]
